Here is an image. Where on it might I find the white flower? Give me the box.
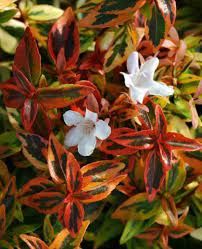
[63,109,111,156]
[121,52,174,104]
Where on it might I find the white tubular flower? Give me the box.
[63,109,111,156]
[121,51,174,104]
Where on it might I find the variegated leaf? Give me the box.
[144,150,165,201]
[82,174,126,203]
[63,199,84,237]
[48,7,80,73]
[17,132,48,171]
[14,27,41,86]
[20,234,48,249]
[80,0,146,28]
[112,193,161,221]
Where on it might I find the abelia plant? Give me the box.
[111,102,202,200]
[18,133,125,237]
[0,1,201,249]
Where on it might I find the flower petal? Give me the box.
[85,109,97,123]
[78,134,96,156]
[121,72,134,88]
[129,86,149,104]
[63,110,83,126]
[140,57,159,80]
[64,126,83,147]
[149,81,174,97]
[127,52,139,74]
[95,120,111,140]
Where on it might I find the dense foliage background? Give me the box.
[0,0,201,248]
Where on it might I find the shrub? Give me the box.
[0,0,201,248]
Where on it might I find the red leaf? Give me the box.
[144,150,165,201]
[76,80,102,106]
[36,84,93,109]
[111,128,136,137]
[138,107,153,130]
[20,234,48,249]
[165,133,202,151]
[58,69,80,84]
[48,133,68,184]
[81,160,125,187]
[158,144,172,171]
[27,191,65,214]
[99,139,136,155]
[155,105,167,137]
[13,65,36,95]
[169,224,193,239]
[17,132,48,171]
[161,196,178,226]
[1,177,16,227]
[18,175,64,215]
[111,129,154,150]
[82,174,126,203]
[64,199,84,237]
[0,205,6,239]
[18,177,55,203]
[66,152,82,193]
[0,83,25,108]
[48,134,83,191]
[48,7,80,73]
[21,98,38,131]
[14,27,41,86]
[79,51,104,72]
[86,93,99,113]
[99,128,136,155]
[31,104,52,138]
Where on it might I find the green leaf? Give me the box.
[0,8,17,24]
[174,97,191,119]
[43,215,55,244]
[113,193,161,221]
[84,202,104,222]
[0,66,11,82]
[166,160,186,194]
[191,227,202,241]
[14,202,24,222]
[0,240,14,249]
[146,4,166,48]
[179,82,199,94]
[1,19,25,38]
[126,238,154,249]
[0,131,21,159]
[28,5,63,22]
[155,0,176,26]
[8,223,41,236]
[80,30,95,53]
[0,27,18,54]
[94,214,123,248]
[120,217,155,244]
[104,27,134,72]
[99,0,141,12]
[0,131,20,146]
